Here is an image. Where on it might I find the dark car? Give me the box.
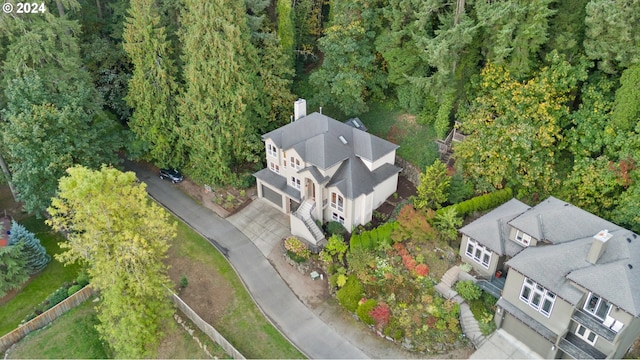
[159,168,184,183]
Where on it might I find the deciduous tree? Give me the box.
[47,165,175,358]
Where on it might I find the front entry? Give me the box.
[305,179,315,200]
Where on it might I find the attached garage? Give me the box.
[261,184,283,209]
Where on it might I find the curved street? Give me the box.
[123,160,368,359]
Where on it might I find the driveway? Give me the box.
[123,160,367,359]
[227,200,290,257]
[470,329,543,359]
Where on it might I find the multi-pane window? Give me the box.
[514,230,532,246]
[332,212,345,224]
[267,143,278,157]
[330,192,344,212]
[290,156,301,170]
[584,293,611,321]
[465,239,492,269]
[269,162,280,174]
[576,324,598,345]
[290,176,301,189]
[520,278,556,317]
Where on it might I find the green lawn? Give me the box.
[0,216,80,336]
[173,220,305,359]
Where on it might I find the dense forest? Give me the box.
[0,0,639,232]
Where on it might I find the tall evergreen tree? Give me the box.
[0,242,29,297]
[123,0,181,167]
[178,0,259,185]
[611,64,640,132]
[8,220,50,274]
[310,0,386,115]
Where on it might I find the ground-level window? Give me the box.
[332,212,345,224]
[465,238,491,269]
[520,277,556,317]
[290,176,301,189]
[330,192,344,212]
[584,293,611,321]
[269,162,280,174]
[576,324,598,345]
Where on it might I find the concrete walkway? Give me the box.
[470,329,543,359]
[124,161,367,359]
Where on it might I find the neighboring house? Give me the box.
[253,99,401,250]
[459,196,640,359]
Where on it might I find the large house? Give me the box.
[253,99,401,250]
[459,196,640,359]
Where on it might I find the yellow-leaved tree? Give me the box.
[47,165,176,358]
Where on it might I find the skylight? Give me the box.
[353,119,361,128]
[338,135,348,144]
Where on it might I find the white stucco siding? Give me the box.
[370,151,396,171]
[372,173,398,209]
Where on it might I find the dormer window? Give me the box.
[515,230,531,246]
[584,293,611,321]
[267,143,278,157]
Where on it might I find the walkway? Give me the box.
[123,161,367,359]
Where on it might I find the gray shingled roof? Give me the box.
[325,157,401,198]
[262,112,398,170]
[507,196,621,244]
[459,198,530,256]
[507,229,640,316]
[253,168,301,201]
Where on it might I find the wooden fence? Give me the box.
[0,286,95,354]
[170,292,245,359]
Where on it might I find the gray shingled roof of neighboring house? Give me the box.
[459,198,530,256]
[262,112,398,170]
[507,196,621,244]
[507,229,640,316]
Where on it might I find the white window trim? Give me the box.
[269,162,280,174]
[331,212,345,224]
[464,238,492,269]
[290,176,301,190]
[330,192,344,213]
[584,292,611,321]
[520,277,556,317]
[267,143,278,158]
[576,324,598,346]
[514,230,531,246]
[290,156,301,171]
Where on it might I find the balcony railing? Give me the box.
[571,309,617,342]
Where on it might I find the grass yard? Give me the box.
[0,216,80,336]
[169,220,305,359]
[6,297,109,359]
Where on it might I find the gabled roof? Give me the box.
[326,158,400,198]
[459,198,530,256]
[507,196,621,244]
[507,229,640,316]
[262,112,398,170]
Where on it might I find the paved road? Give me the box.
[123,161,368,359]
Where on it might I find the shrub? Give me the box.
[180,275,189,288]
[456,280,482,301]
[47,287,69,309]
[356,299,377,325]
[68,284,82,297]
[77,272,90,287]
[284,236,310,261]
[327,221,346,236]
[336,275,364,312]
[437,188,513,218]
[370,302,391,329]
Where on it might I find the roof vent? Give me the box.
[628,238,632,243]
[629,264,633,270]
[587,230,612,264]
[338,135,348,145]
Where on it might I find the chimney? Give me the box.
[587,230,612,264]
[294,98,307,121]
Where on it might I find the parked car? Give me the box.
[159,168,183,183]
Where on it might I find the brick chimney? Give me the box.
[587,230,612,264]
[294,98,307,121]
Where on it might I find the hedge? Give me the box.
[349,222,398,251]
[436,188,512,218]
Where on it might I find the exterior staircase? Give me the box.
[436,121,466,167]
[296,200,325,243]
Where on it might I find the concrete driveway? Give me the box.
[470,329,543,359]
[227,200,290,257]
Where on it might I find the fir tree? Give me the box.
[0,242,29,297]
[9,220,51,274]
